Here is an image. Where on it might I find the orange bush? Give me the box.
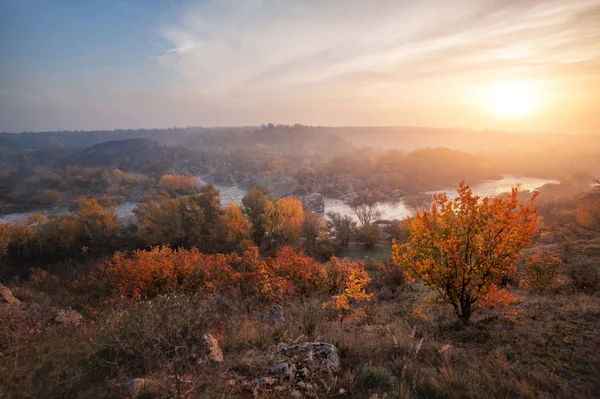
[101,246,241,300]
[272,246,326,297]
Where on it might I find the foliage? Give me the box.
[521,251,566,292]
[133,184,226,252]
[323,257,372,329]
[241,188,274,245]
[326,211,356,247]
[393,182,538,323]
[263,197,305,248]
[99,246,242,300]
[73,198,121,250]
[133,195,205,248]
[302,210,333,259]
[357,223,382,249]
[348,190,382,227]
[158,174,200,196]
[272,246,326,297]
[0,199,120,263]
[222,204,252,251]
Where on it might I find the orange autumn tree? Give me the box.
[263,197,305,247]
[158,174,200,196]
[392,182,538,323]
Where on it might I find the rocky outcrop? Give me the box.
[279,342,340,372]
[252,342,339,397]
[301,193,325,213]
[203,333,224,362]
[0,284,20,305]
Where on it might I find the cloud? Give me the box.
[156,0,600,104]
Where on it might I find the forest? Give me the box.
[1,126,599,398]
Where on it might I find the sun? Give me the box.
[485,82,538,119]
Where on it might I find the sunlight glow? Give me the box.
[486,82,539,119]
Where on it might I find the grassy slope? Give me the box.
[1,238,599,398]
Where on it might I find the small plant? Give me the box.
[324,259,373,337]
[521,251,566,292]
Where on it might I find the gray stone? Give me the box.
[203,333,224,362]
[280,342,340,372]
[302,193,325,213]
[270,362,296,380]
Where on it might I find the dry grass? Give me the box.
[1,238,600,398]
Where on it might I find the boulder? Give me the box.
[302,193,325,214]
[54,309,83,326]
[202,333,224,362]
[279,342,340,372]
[0,284,20,305]
[270,362,297,381]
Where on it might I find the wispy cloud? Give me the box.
[156,0,600,105]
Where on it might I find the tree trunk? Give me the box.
[459,303,472,324]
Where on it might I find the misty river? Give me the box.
[0,175,557,224]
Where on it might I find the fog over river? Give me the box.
[0,176,557,224]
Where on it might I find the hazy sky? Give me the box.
[1,0,599,133]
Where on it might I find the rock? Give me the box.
[270,362,296,380]
[301,193,325,213]
[0,284,20,305]
[126,378,156,397]
[54,309,83,326]
[202,333,223,362]
[260,305,285,323]
[280,342,340,372]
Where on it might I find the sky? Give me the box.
[1,0,599,134]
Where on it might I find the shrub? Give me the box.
[567,262,600,294]
[521,251,566,292]
[99,247,242,300]
[272,246,326,297]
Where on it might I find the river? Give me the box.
[0,175,557,224]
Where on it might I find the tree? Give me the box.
[326,211,356,247]
[302,210,332,258]
[191,184,227,252]
[392,183,538,323]
[348,190,382,227]
[242,188,274,245]
[357,223,382,249]
[263,197,305,248]
[74,198,121,250]
[223,203,252,251]
[133,196,205,248]
[158,174,200,196]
